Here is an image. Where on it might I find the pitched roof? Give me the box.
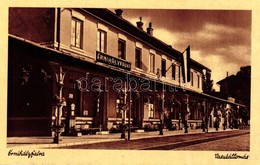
[82,8,211,72]
[217,75,236,85]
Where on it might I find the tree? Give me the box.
[203,71,214,94]
[234,65,251,121]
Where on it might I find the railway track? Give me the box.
[59,130,249,150]
[140,131,249,150]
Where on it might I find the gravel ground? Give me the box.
[175,134,249,151]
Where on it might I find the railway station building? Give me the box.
[8,8,247,136]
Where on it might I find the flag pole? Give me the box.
[182,45,190,54]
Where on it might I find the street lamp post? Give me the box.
[179,112,181,130]
[202,101,206,132]
[120,82,127,139]
[53,66,67,144]
[159,90,165,135]
[205,101,209,133]
[184,95,189,133]
[128,90,132,140]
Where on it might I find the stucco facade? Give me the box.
[8,8,246,136]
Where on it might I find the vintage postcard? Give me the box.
[0,0,259,164]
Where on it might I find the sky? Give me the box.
[118,9,251,91]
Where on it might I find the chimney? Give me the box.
[115,9,123,17]
[147,22,153,35]
[136,17,144,30]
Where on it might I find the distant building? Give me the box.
[217,71,250,126]
[217,75,237,100]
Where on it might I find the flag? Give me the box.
[181,45,191,83]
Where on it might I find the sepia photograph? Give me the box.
[1,1,259,164]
